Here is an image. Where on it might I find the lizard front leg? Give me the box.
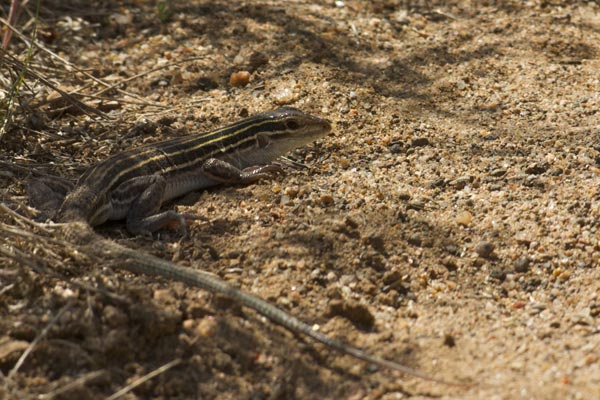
[201,158,283,184]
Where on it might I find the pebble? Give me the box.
[455,211,473,226]
[407,234,422,247]
[195,76,219,91]
[524,162,548,175]
[365,233,385,252]
[273,84,299,105]
[442,256,458,271]
[229,71,251,87]
[284,186,299,198]
[430,177,447,188]
[339,157,351,167]
[247,51,269,71]
[326,271,338,282]
[411,137,430,147]
[318,193,334,206]
[443,333,456,347]
[514,256,531,273]
[475,241,495,259]
[194,317,218,337]
[359,250,386,271]
[382,270,402,285]
[407,200,425,210]
[511,300,527,310]
[489,268,506,281]
[451,176,471,189]
[547,167,563,176]
[310,268,321,280]
[397,192,411,201]
[389,143,403,154]
[280,194,292,206]
[490,168,507,177]
[514,233,532,245]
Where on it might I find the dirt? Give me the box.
[1,1,600,399]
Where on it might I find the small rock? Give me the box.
[455,211,473,226]
[280,194,292,206]
[514,233,532,245]
[195,76,219,91]
[489,268,506,281]
[273,84,299,105]
[382,270,402,285]
[511,300,526,309]
[389,143,403,154]
[481,132,499,141]
[247,51,269,71]
[407,234,422,247]
[411,137,430,147]
[524,162,548,175]
[514,256,531,273]
[489,168,507,177]
[445,244,461,256]
[318,193,334,206]
[443,333,456,347]
[195,316,218,337]
[451,176,471,189]
[327,299,375,329]
[547,167,563,176]
[229,71,251,87]
[157,116,176,126]
[407,200,425,210]
[397,192,411,201]
[339,157,351,168]
[359,250,386,271]
[284,186,299,198]
[366,233,385,252]
[475,241,495,259]
[430,177,447,188]
[442,256,458,271]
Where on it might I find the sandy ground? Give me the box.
[1,1,600,399]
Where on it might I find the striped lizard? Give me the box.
[28,107,456,384]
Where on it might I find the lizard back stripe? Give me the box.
[81,118,288,192]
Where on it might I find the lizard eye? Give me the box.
[285,120,300,130]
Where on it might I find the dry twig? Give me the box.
[104,359,182,400]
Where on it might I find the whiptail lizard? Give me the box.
[28,107,459,385]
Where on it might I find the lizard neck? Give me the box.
[57,186,98,224]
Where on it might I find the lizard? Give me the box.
[27,107,460,385]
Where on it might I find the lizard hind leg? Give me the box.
[113,175,188,236]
